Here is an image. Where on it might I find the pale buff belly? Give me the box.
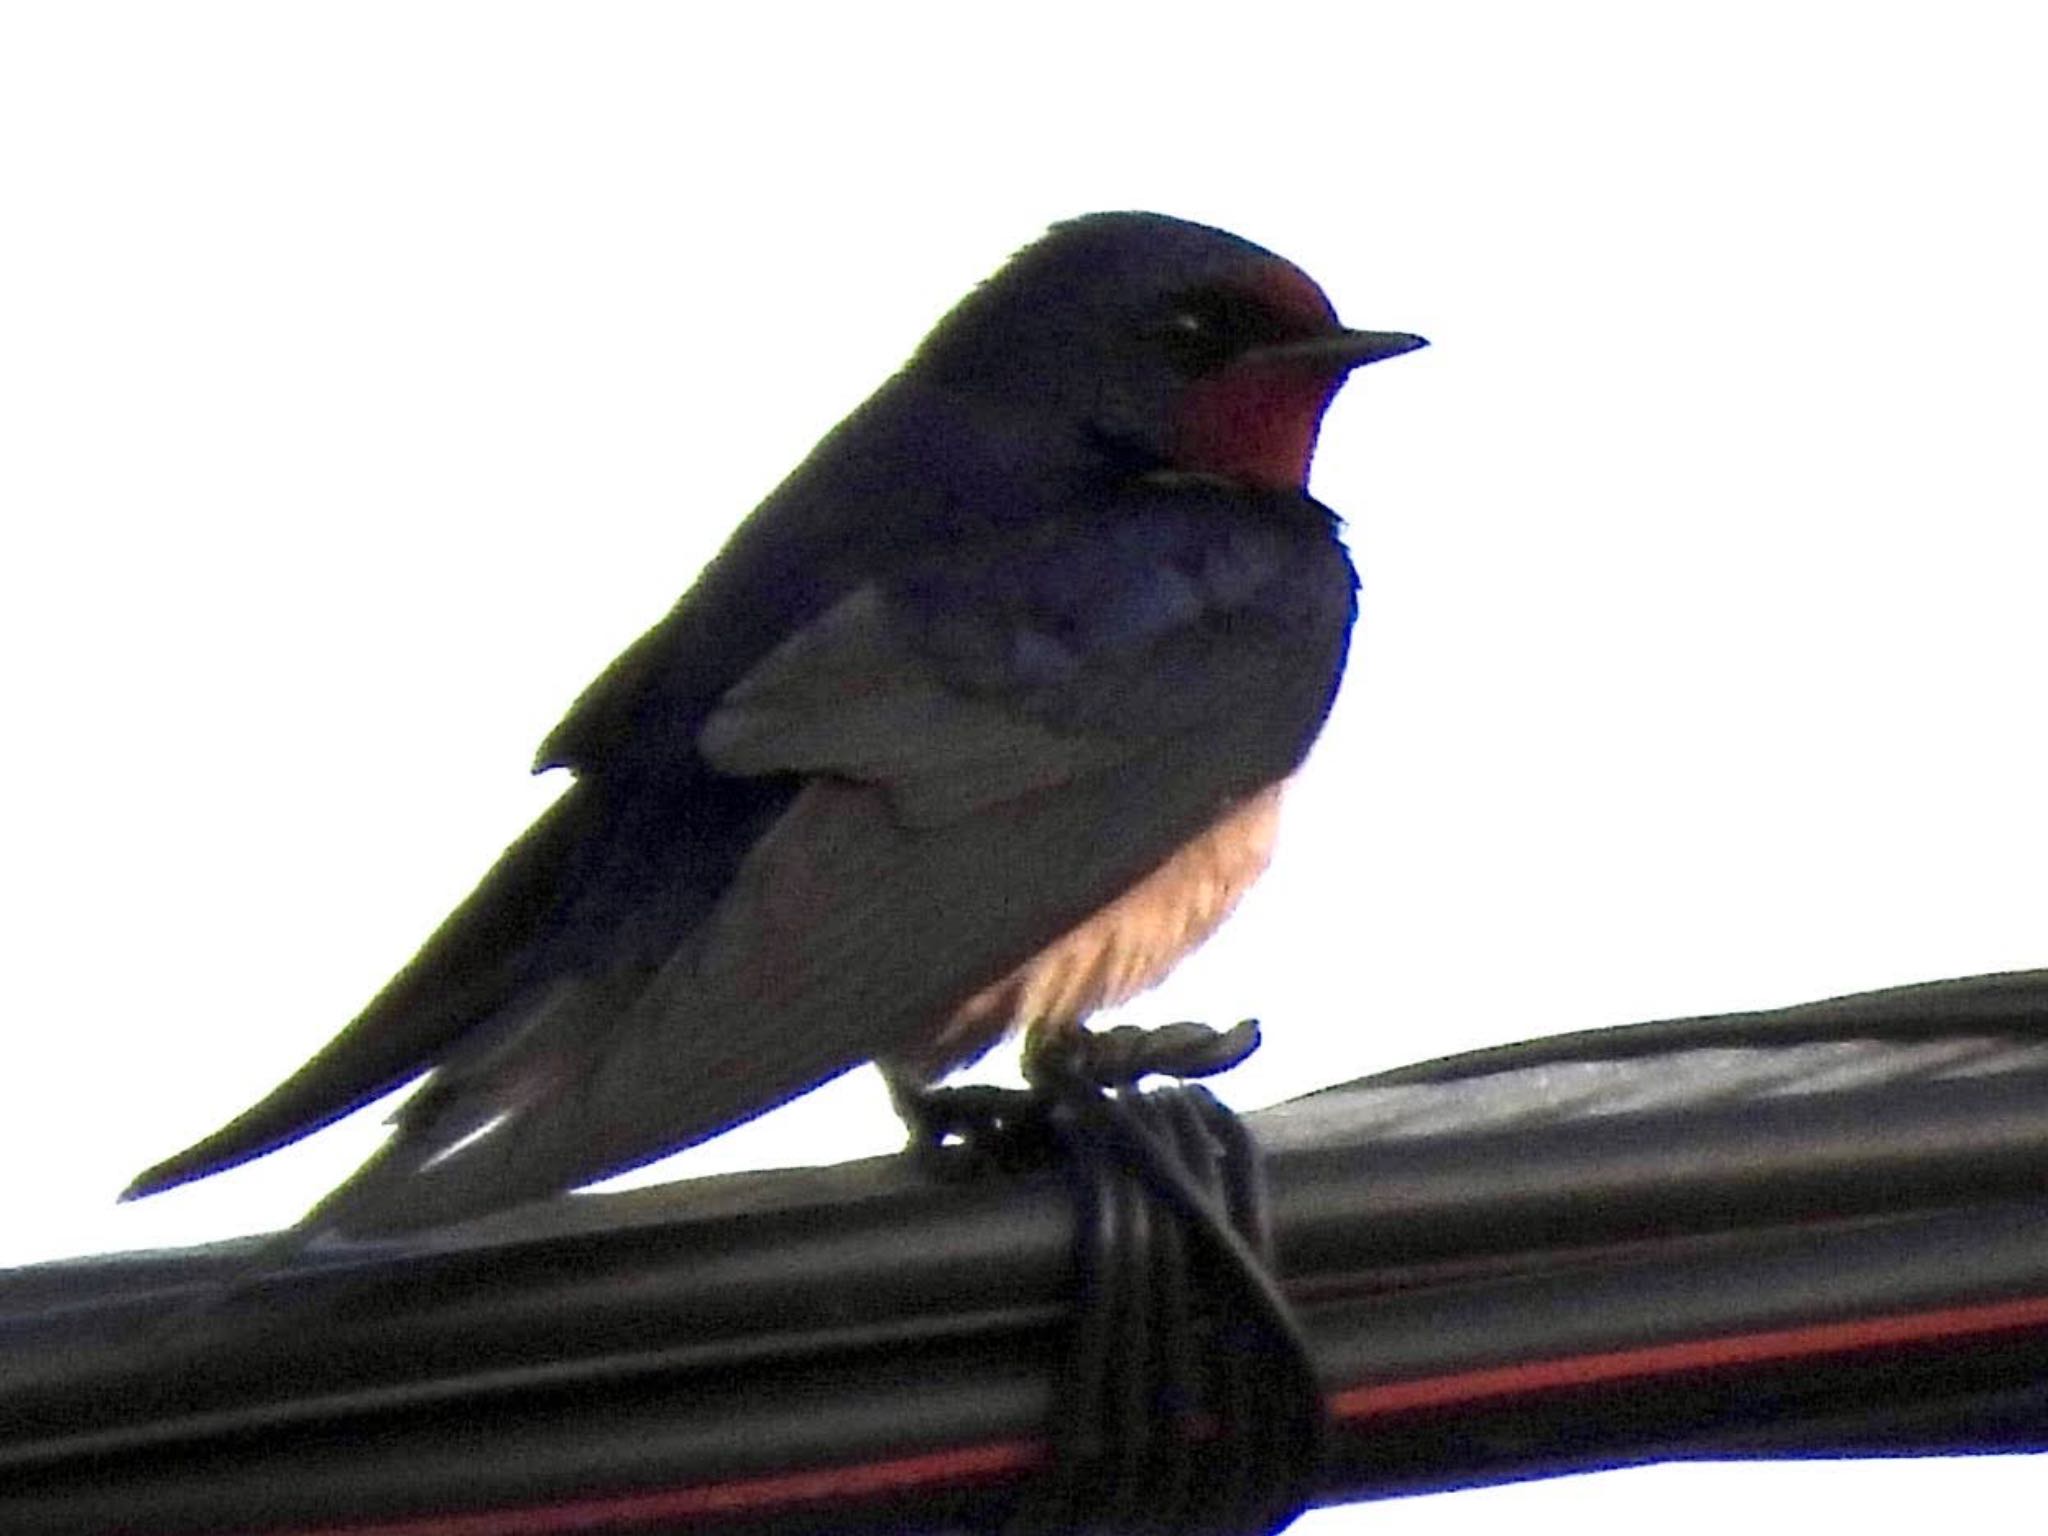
[907,781,1285,1077]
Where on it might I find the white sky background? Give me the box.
[5,4,2048,1529]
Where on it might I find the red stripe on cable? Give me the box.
[1332,1292,2048,1419]
[249,1293,2048,1531]
[261,1440,1042,1536]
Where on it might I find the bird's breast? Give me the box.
[923,781,1286,1073]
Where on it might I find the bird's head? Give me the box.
[914,211,1425,491]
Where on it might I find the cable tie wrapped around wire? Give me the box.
[914,1019,1327,1535]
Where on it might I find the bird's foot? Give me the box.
[891,1080,1058,1172]
[892,1019,1262,1176]
[1026,1017,1262,1090]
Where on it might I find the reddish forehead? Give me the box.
[1240,258,1339,331]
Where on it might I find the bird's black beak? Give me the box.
[1251,329,1429,373]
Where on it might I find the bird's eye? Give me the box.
[1156,292,1240,371]
[1153,286,1290,373]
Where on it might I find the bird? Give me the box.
[123,212,1426,1239]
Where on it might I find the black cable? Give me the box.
[10,972,2048,1533]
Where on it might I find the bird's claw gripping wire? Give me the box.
[896,1020,1263,1169]
[1032,1018,1263,1088]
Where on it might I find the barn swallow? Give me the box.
[124,213,1425,1237]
